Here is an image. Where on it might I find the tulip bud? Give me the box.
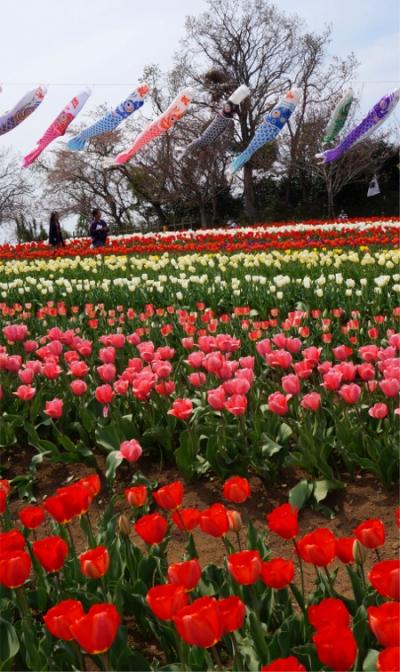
[353,539,368,564]
[227,509,242,532]
[117,514,131,537]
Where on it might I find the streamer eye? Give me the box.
[124,101,134,113]
[272,110,281,118]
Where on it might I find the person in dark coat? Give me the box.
[49,212,65,247]
[89,208,109,248]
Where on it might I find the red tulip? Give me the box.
[0,529,25,552]
[79,474,101,499]
[200,503,229,537]
[18,505,45,530]
[0,479,10,495]
[335,537,355,564]
[173,596,223,648]
[261,558,294,589]
[297,528,336,566]
[80,546,110,579]
[368,602,400,647]
[266,503,298,540]
[153,481,184,510]
[369,560,400,600]
[218,596,245,633]
[168,399,193,421]
[33,536,68,573]
[125,485,147,507]
[168,559,202,591]
[44,599,85,640]
[313,625,357,671]
[261,657,306,671]
[223,476,251,504]
[227,509,243,532]
[55,483,90,518]
[147,584,188,620]
[377,647,400,672]
[134,513,168,545]
[44,397,63,419]
[368,402,390,419]
[0,490,6,515]
[0,550,31,588]
[70,603,121,654]
[171,508,200,531]
[308,598,350,630]
[354,519,385,549]
[228,549,262,585]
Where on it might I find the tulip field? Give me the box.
[0,218,399,671]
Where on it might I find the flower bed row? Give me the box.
[1,218,398,259]
[0,474,399,671]
[1,248,399,313]
[1,303,398,489]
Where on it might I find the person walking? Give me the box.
[89,208,109,248]
[48,212,65,247]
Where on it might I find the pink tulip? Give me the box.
[69,360,89,378]
[223,378,251,396]
[268,391,290,416]
[239,356,255,370]
[281,374,301,395]
[336,362,357,382]
[5,355,22,372]
[358,345,379,362]
[224,394,247,416]
[379,378,400,398]
[266,350,293,369]
[155,380,176,396]
[23,340,38,353]
[338,384,362,405]
[301,392,321,412]
[322,369,343,391]
[97,364,116,383]
[181,337,195,350]
[119,439,142,463]
[168,399,193,421]
[3,324,28,342]
[95,385,114,404]
[208,387,226,410]
[368,403,388,419]
[42,362,62,380]
[187,352,205,369]
[14,385,36,401]
[98,347,116,364]
[45,398,63,419]
[256,338,271,358]
[18,368,35,385]
[357,363,375,381]
[332,345,353,361]
[70,380,88,396]
[188,372,206,388]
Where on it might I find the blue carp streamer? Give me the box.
[67,84,149,151]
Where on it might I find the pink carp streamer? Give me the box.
[110,88,193,166]
[22,88,91,167]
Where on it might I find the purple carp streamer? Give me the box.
[23,88,91,167]
[179,84,250,158]
[316,89,400,164]
[0,86,47,136]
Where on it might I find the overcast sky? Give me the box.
[0,0,399,160]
